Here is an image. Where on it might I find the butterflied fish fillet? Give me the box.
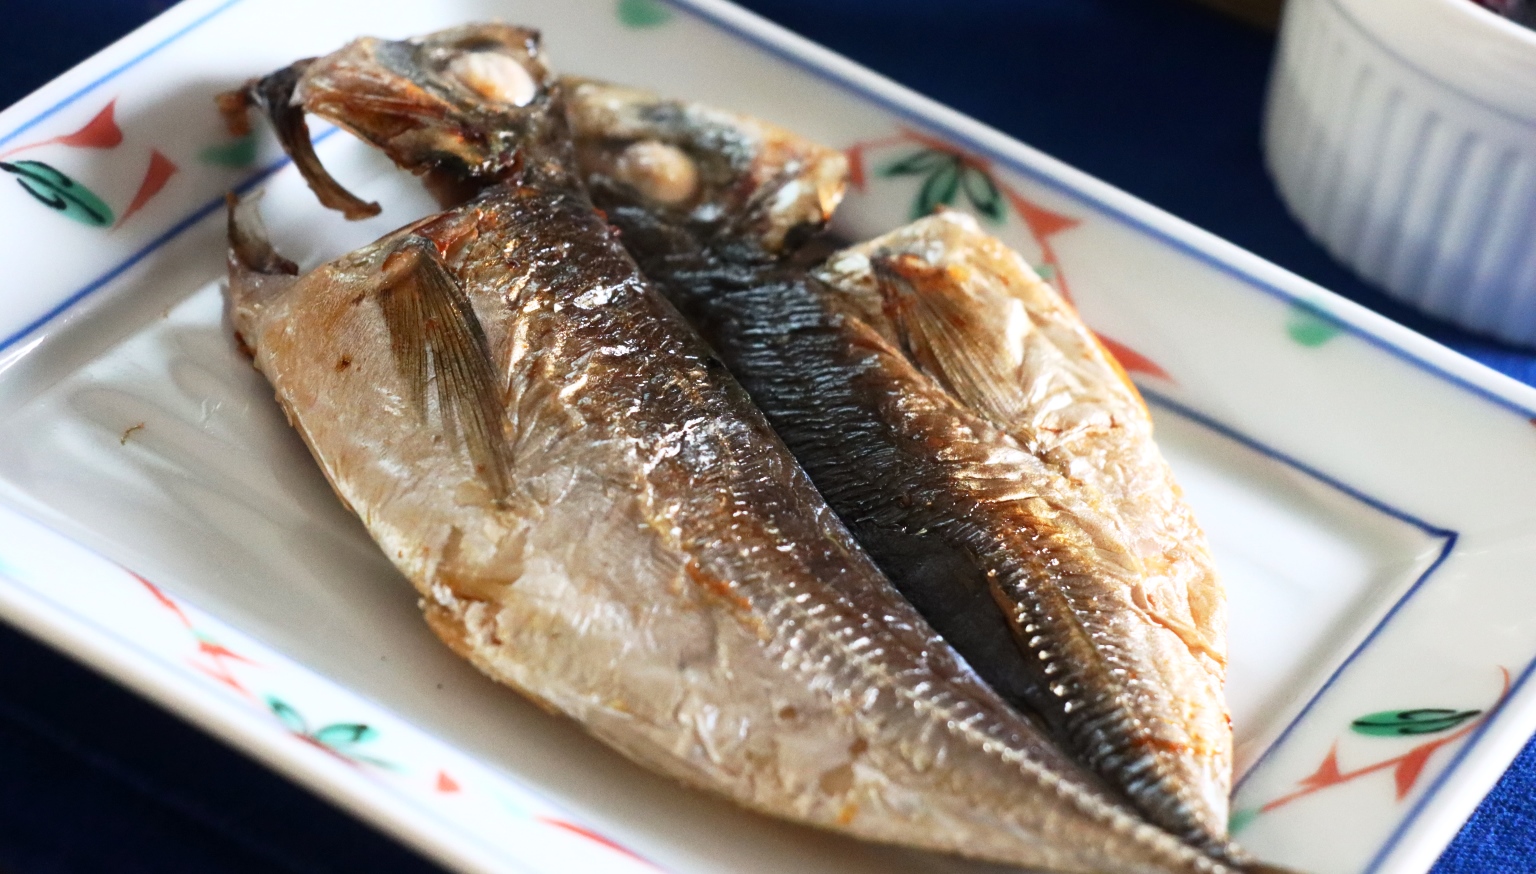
[218,24,1266,874]
[559,82,1237,857]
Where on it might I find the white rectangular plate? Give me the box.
[3,1,1536,872]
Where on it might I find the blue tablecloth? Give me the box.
[2,0,1533,870]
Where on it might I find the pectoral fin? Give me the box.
[377,238,511,501]
[871,251,1031,426]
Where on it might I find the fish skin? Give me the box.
[561,77,847,254]
[557,82,1237,857]
[817,213,1233,845]
[220,27,1258,874]
[221,24,563,220]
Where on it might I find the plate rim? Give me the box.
[2,1,1534,872]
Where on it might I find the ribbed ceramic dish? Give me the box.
[1265,0,1536,345]
[7,1,1536,873]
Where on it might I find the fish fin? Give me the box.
[237,60,381,220]
[226,191,298,278]
[377,243,429,419]
[225,191,298,353]
[377,238,512,502]
[871,251,1030,425]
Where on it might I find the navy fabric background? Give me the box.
[2,0,1535,871]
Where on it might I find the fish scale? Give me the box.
[571,108,1237,857]
[605,195,1228,854]
[222,23,1289,874]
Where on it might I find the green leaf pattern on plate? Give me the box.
[1287,299,1344,347]
[314,722,379,747]
[916,159,961,218]
[1350,708,1483,737]
[960,164,1005,222]
[1,160,114,227]
[617,0,673,28]
[1228,807,1260,835]
[882,149,951,176]
[267,694,393,767]
[199,134,257,168]
[267,695,308,733]
[882,147,1007,223]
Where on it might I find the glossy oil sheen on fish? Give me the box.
[560,81,1237,858]
[218,24,1265,874]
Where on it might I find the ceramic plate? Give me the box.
[3,1,1536,872]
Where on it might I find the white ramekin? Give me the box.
[1264,0,1536,345]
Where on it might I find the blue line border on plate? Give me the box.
[0,127,335,358]
[1363,657,1536,874]
[1145,389,1453,539]
[4,0,1534,423]
[1150,387,1507,873]
[659,0,1536,427]
[0,0,1520,870]
[0,0,247,152]
[1144,390,1460,786]
[655,2,1528,866]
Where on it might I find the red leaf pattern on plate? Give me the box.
[846,129,1169,381]
[539,817,659,868]
[1234,667,1510,833]
[1096,333,1171,380]
[0,100,123,158]
[115,149,177,228]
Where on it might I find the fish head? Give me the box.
[221,24,565,218]
[296,24,559,179]
[564,78,847,253]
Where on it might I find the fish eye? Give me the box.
[613,140,700,207]
[446,51,538,107]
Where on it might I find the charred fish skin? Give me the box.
[221,28,1256,874]
[222,24,564,217]
[559,82,1237,857]
[814,213,1234,847]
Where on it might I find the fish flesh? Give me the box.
[814,213,1233,839]
[560,82,1236,856]
[220,24,1267,873]
[225,25,1256,870]
[269,60,1241,849]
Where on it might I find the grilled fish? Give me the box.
[220,24,1263,874]
[559,83,1237,856]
